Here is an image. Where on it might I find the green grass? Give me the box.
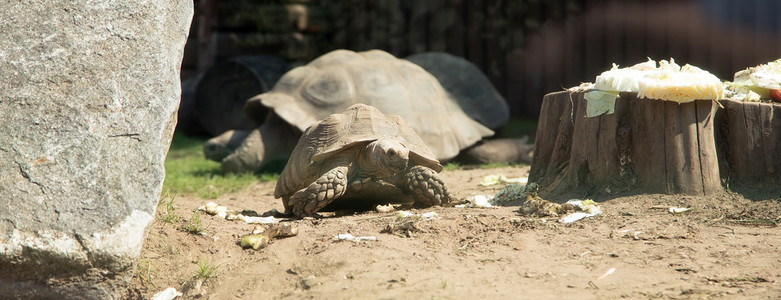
[156,193,178,224]
[136,259,156,288]
[179,211,208,235]
[497,117,538,142]
[443,162,460,171]
[479,162,530,169]
[196,257,219,280]
[479,162,512,169]
[163,133,279,198]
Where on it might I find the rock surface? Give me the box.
[0,1,192,298]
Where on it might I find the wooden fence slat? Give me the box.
[407,1,428,55]
[465,0,485,69]
[445,0,465,57]
[483,0,505,97]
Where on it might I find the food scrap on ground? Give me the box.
[198,202,282,224]
[335,233,377,242]
[490,183,566,217]
[151,287,182,300]
[488,183,604,223]
[478,174,529,186]
[232,214,279,224]
[558,199,603,224]
[240,223,300,250]
[396,211,439,220]
[240,234,270,250]
[375,204,396,213]
[199,202,229,218]
[252,223,299,237]
[668,207,692,214]
[456,194,495,208]
[650,206,693,214]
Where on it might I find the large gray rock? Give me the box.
[0,1,192,298]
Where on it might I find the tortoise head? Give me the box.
[360,138,409,177]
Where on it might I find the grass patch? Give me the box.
[156,193,178,224]
[164,133,279,198]
[442,162,460,171]
[196,257,219,280]
[479,162,530,169]
[497,117,538,141]
[136,259,156,288]
[179,211,208,235]
[479,162,511,169]
[157,234,180,256]
[442,161,531,171]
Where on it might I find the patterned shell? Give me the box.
[274,104,442,199]
[245,49,493,161]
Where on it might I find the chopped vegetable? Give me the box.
[725,59,781,101]
[585,58,723,115]
[770,89,781,103]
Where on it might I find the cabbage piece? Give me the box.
[584,90,619,117]
[590,58,722,103]
[636,64,724,103]
[593,58,657,92]
[725,59,781,100]
[748,59,781,90]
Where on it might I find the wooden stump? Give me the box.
[529,91,721,200]
[716,99,781,187]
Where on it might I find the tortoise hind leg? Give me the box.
[287,165,349,218]
[403,165,453,208]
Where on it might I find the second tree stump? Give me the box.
[529,91,721,199]
[716,99,781,187]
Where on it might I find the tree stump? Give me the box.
[529,91,721,200]
[716,99,781,187]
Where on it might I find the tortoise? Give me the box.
[275,104,452,218]
[203,49,531,173]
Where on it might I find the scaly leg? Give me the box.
[287,165,349,218]
[402,165,453,208]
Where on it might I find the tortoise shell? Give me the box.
[274,104,442,200]
[245,49,493,161]
[405,51,509,130]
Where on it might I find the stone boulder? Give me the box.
[0,1,192,299]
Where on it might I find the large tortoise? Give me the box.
[275,104,452,218]
[204,49,530,173]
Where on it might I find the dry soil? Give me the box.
[127,165,781,299]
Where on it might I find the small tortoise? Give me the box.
[275,104,452,218]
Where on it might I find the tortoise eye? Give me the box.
[388,149,396,156]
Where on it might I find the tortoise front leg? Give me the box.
[287,165,349,218]
[402,165,453,208]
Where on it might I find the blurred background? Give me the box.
[178,0,780,135]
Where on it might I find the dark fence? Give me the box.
[182,0,781,118]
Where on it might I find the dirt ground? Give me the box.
[127,165,781,299]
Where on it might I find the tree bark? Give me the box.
[716,99,781,188]
[529,91,721,200]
